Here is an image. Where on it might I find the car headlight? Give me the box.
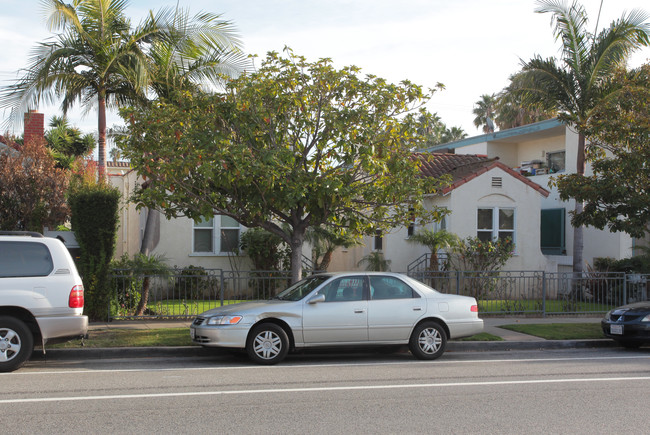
[604,310,612,321]
[207,315,243,325]
[642,314,650,322]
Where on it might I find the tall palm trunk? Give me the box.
[98,94,107,181]
[572,133,586,275]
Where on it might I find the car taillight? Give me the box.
[69,285,84,308]
[470,305,478,312]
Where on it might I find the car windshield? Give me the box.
[272,275,330,301]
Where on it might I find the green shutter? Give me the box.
[540,208,565,255]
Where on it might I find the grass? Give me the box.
[49,327,505,349]
[113,299,246,318]
[50,328,194,349]
[478,299,614,314]
[498,323,605,340]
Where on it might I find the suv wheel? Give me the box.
[0,316,34,372]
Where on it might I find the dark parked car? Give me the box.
[601,302,650,348]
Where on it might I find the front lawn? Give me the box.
[478,299,614,314]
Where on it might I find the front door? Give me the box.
[302,276,368,344]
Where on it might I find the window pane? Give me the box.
[547,151,565,172]
[220,215,239,228]
[374,230,383,251]
[370,276,414,300]
[477,209,493,230]
[194,229,213,252]
[499,209,514,230]
[220,229,239,253]
[498,231,513,242]
[194,217,213,228]
[477,231,492,242]
[0,242,53,277]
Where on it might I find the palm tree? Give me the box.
[407,229,459,271]
[0,0,158,180]
[305,226,359,271]
[357,251,391,272]
[472,94,497,133]
[495,81,555,130]
[512,0,650,274]
[0,0,245,181]
[44,115,94,168]
[147,6,246,101]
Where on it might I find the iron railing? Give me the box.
[108,269,648,320]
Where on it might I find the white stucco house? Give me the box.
[327,152,551,273]
[389,118,644,274]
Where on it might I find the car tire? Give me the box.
[0,316,34,373]
[618,340,642,349]
[246,323,289,365]
[409,321,447,360]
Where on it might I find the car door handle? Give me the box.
[354,309,366,314]
[413,307,423,311]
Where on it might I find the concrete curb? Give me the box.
[34,339,618,361]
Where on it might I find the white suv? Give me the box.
[0,232,88,372]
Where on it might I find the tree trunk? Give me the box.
[140,208,159,256]
[97,95,107,181]
[134,276,150,316]
[316,250,333,271]
[572,133,586,275]
[290,233,304,284]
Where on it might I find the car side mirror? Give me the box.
[307,294,326,304]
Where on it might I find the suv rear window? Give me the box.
[0,242,54,277]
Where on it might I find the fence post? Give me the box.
[220,270,225,307]
[542,271,546,317]
[623,273,627,305]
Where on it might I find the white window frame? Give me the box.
[477,207,516,248]
[192,215,241,256]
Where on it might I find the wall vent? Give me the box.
[491,177,503,188]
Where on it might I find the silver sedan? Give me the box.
[190,272,483,364]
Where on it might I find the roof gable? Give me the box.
[415,152,549,197]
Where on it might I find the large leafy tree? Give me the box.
[0,138,69,231]
[553,65,650,238]
[511,0,650,273]
[0,0,244,180]
[119,51,449,283]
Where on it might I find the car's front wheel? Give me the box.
[246,323,289,365]
[409,321,447,360]
[0,316,34,373]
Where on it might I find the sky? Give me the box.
[1,0,649,144]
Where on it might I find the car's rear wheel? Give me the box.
[409,321,447,360]
[246,323,289,365]
[0,316,34,373]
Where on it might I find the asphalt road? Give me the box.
[3,348,649,434]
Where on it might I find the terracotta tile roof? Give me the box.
[415,152,549,197]
[107,161,131,168]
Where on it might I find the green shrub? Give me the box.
[68,182,120,321]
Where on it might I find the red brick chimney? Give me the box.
[24,110,45,144]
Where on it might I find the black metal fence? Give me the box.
[108,269,648,320]
[409,270,648,315]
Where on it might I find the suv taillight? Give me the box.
[69,285,84,308]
